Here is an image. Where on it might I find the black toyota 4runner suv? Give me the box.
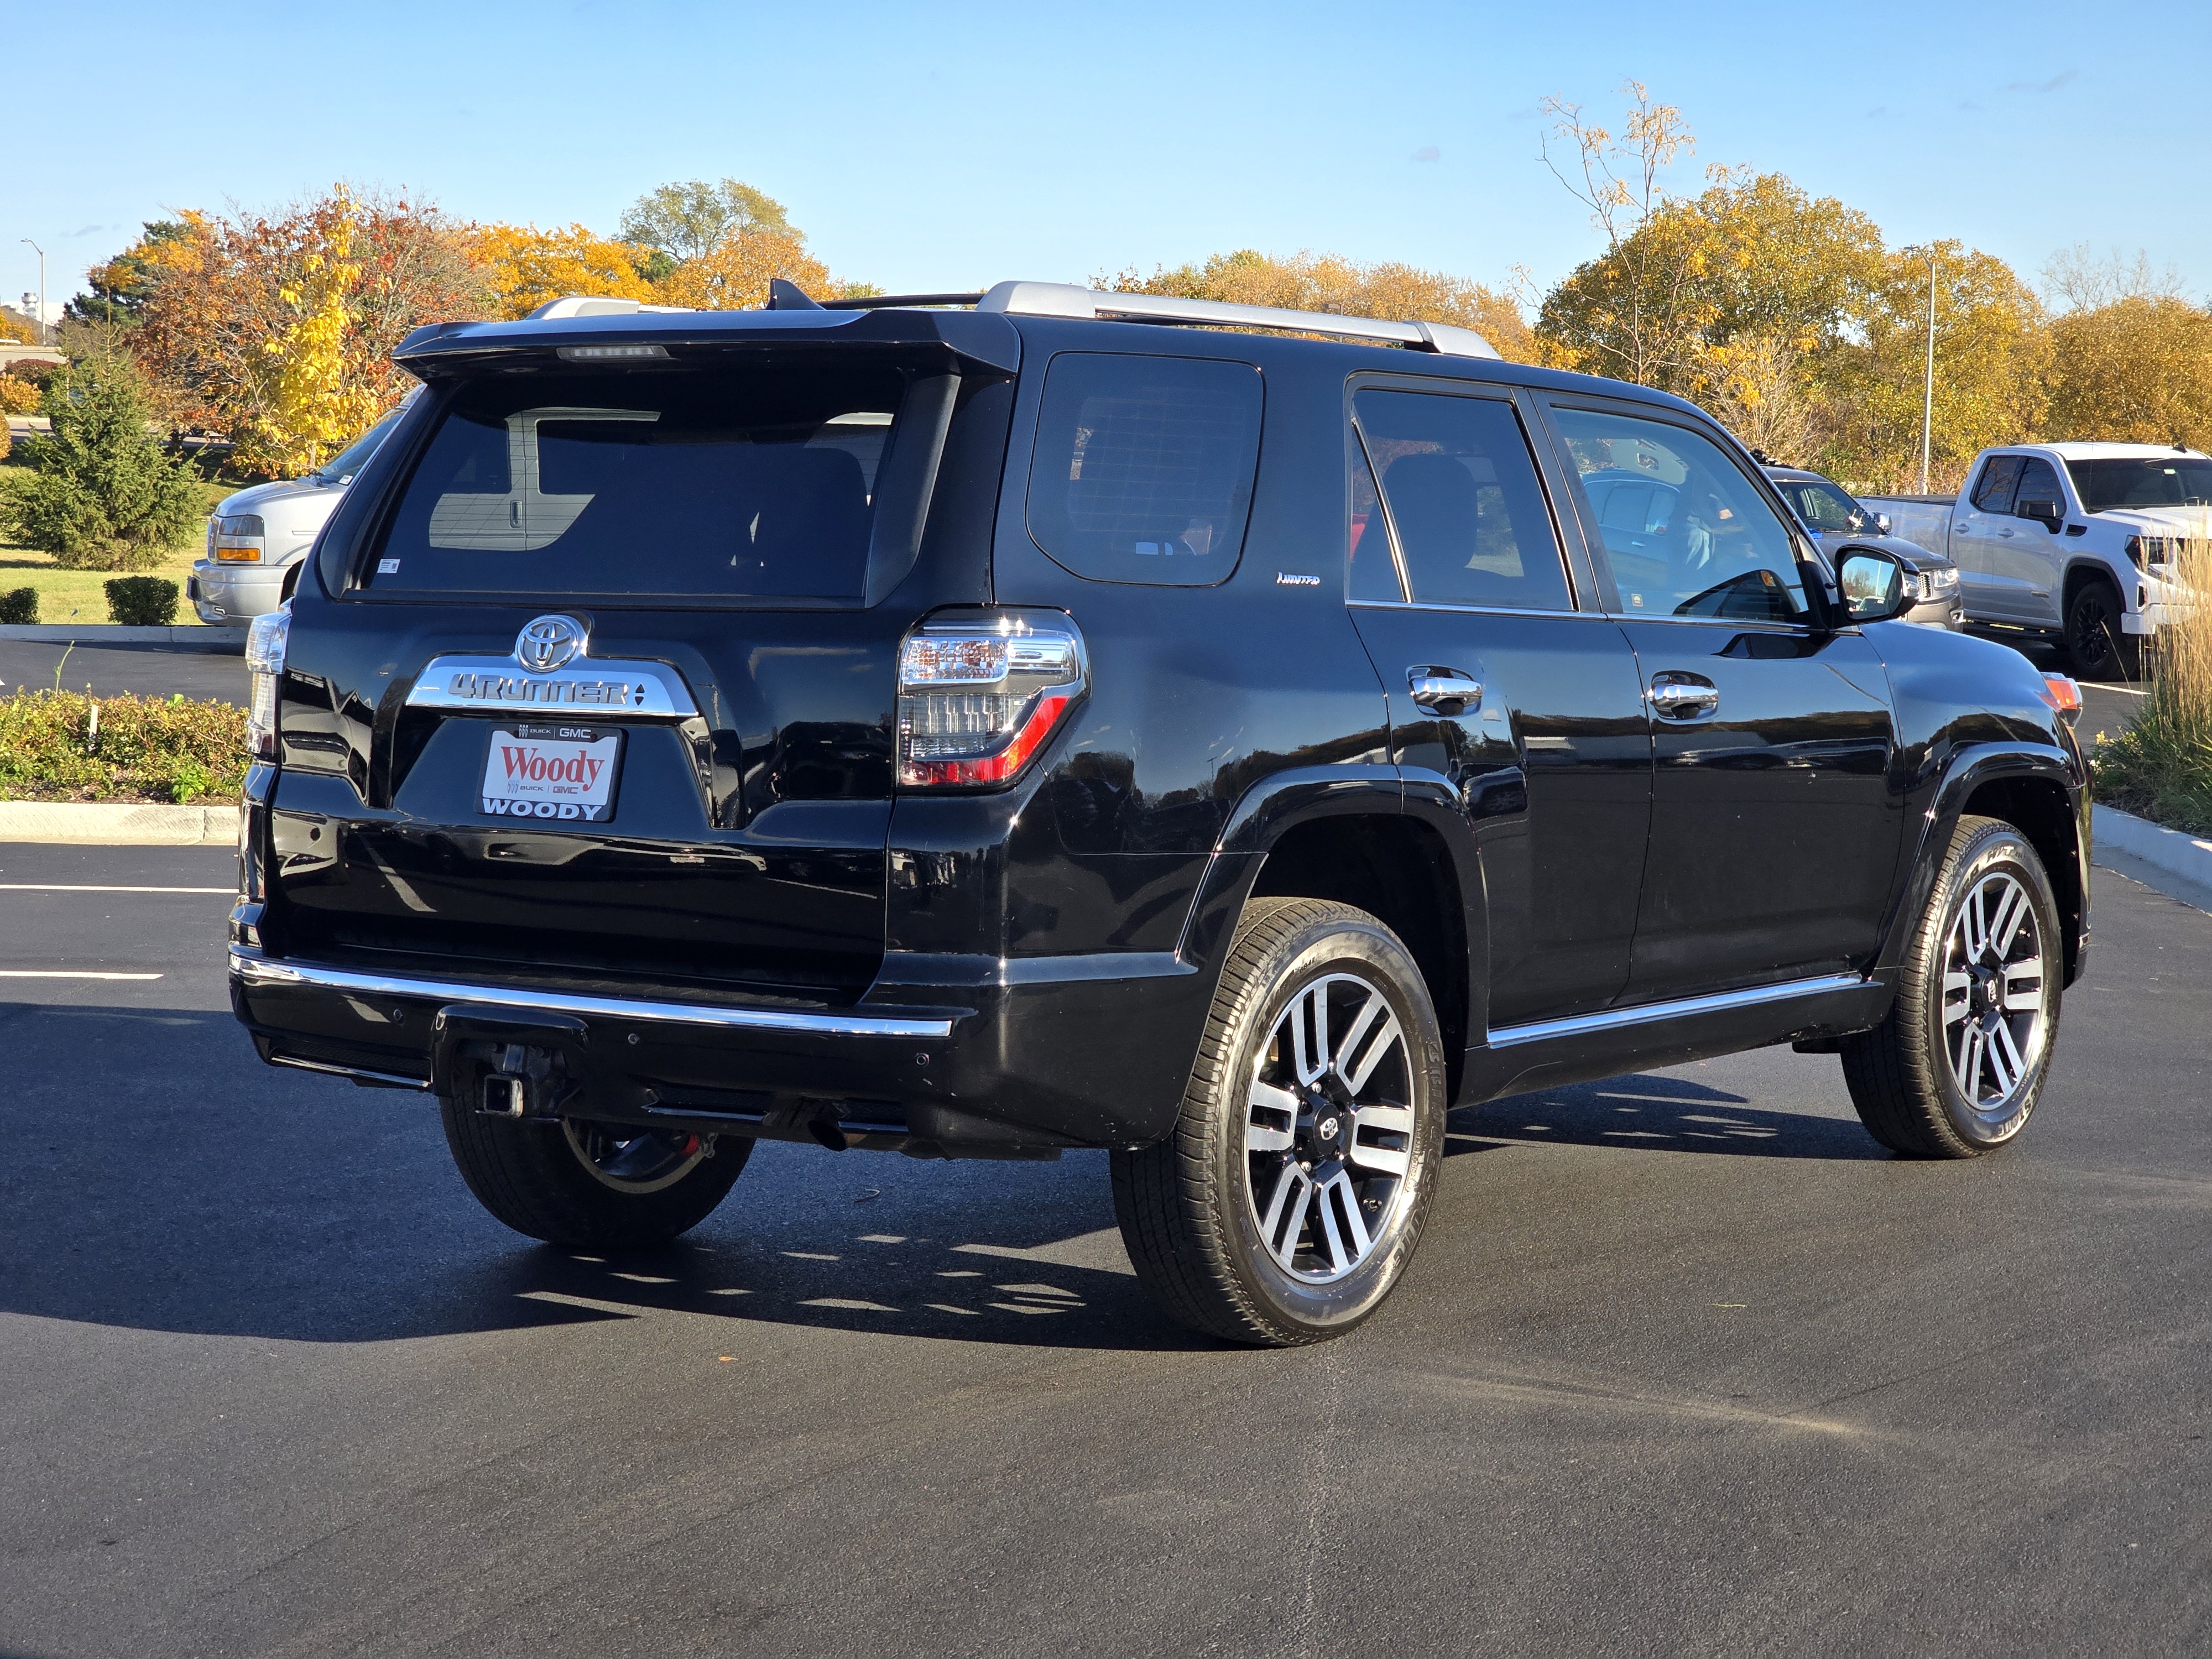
[230,280,2090,1345]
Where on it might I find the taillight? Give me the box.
[245,604,290,759]
[896,609,1087,788]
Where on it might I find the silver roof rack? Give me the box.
[976,280,1500,360]
[528,295,695,319]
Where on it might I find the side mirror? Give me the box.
[2018,497,2063,533]
[1874,512,1892,536]
[1837,546,1913,624]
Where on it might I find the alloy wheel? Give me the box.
[1940,869,2047,1131]
[1245,972,1416,1282]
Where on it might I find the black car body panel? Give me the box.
[229,300,2089,1159]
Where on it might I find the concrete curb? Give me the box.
[2092,804,2212,895]
[0,625,247,651]
[0,801,237,846]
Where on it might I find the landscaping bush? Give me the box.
[0,688,247,803]
[0,587,36,624]
[2093,540,2212,836]
[0,375,38,414]
[105,575,179,625]
[4,358,202,571]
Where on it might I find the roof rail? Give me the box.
[975,280,1500,360]
[527,295,696,320]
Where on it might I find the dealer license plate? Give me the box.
[480,724,624,823]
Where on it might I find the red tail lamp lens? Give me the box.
[897,611,1087,789]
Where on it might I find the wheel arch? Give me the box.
[2063,557,2125,615]
[1176,766,1480,1101]
[1880,744,2088,989]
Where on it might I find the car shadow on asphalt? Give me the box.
[1451,1072,1890,1161]
[1,997,1216,1350]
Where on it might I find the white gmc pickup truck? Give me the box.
[1865,442,2208,679]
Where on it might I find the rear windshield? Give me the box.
[362,364,904,602]
[2065,456,2212,514]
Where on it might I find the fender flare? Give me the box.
[1874,740,2087,985]
[1173,763,1488,1066]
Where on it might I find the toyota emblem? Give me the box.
[514,614,587,671]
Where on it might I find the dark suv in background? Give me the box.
[229,280,2090,1345]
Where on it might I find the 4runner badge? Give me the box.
[515,614,587,671]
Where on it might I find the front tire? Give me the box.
[1112,898,1447,1346]
[2064,577,2139,681]
[1840,815,2062,1157]
[441,1103,752,1248]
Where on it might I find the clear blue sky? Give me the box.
[7,0,2207,320]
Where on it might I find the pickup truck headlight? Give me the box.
[213,513,267,564]
[2124,535,2172,570]
[244,604,289,759]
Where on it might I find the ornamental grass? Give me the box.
[2093,539,2212,836]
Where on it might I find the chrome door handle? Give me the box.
[1409,671,1481,716]
[1647,678,1719,719]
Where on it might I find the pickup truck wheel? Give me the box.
[1840,815,2060,1157]
[2064,578,2139,681]
[1111,898,1446,1346]
[440,1102,752,1248]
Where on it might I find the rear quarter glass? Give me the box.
[1024,352,1262,587]
[358,363,904,602]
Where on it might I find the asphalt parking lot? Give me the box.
[0,639,247,705]
[1,842,2206,1657]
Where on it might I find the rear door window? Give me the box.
[364,363,904,602]
[1970,455,2025,514]
[1024,352,1262,586]
[1352,389,1571,611]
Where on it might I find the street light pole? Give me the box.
[19,238,45,346]
[1900,244,1938,495]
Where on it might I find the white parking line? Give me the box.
[0,885,232,894]
[0,970,165,980]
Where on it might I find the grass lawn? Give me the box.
[0,468,232,628]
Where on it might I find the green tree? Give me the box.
[1812,244,2050,493]
[618,179,792,264]
[66,221,194,330]
[6,358,204,572]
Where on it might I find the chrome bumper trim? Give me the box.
[228,948,959,1040]
[1486,972,1870,1048]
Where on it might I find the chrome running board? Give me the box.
[1485,972,1869,1049]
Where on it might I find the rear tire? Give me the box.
[1840,815,2062,1157]
[1112,898,1447,1346]
[441,1102,751,1248]
[2064,577,2138,681]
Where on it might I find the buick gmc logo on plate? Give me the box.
[481,723,624,822]
[515,614,587,671]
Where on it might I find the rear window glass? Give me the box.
[1025,352,1262,586]
[362,364,903,602]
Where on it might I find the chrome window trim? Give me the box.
[1485,972,1868,1048]
[1345,599,1595,621]
[404,654,699,718]
[229,948,960,1040]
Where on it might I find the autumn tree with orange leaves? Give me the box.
[96,189,487,474]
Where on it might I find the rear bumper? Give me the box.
[227,938,1214,1156]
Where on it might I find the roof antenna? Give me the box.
[766,279,823,311]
